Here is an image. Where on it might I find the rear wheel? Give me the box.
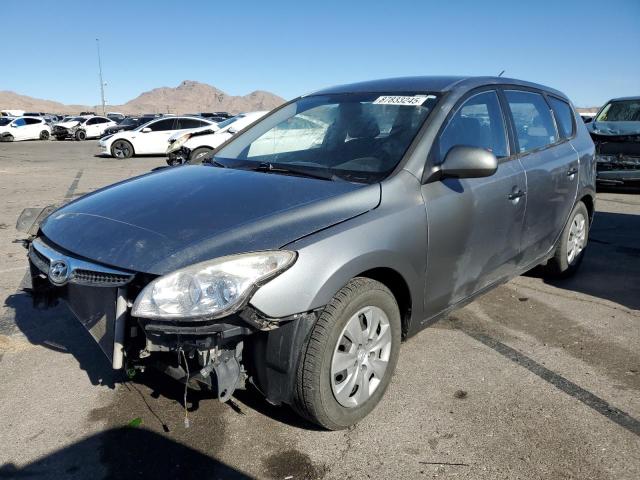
[75,130,87,141]
[293,277,401,430]
[111,140,134,159]
[542,201,589,278]
[188,147,213,164]
[39,130,50,140]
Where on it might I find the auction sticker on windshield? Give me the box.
[373,95,435,106]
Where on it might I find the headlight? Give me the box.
[167,133,191,154]
[132,251,296,320]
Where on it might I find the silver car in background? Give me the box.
[24,76,595,430]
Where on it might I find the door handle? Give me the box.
[567,167,578,176]
[508,190,526,200]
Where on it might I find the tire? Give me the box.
[75,130,87,141]
[542,201,589,278]
[111,140,134,159]
[188,147,213,164]
[293,277,401,430]
[55,136,66,141]
[0,134,14,142]
[40,130,50,140]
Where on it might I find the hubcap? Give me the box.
[567,212,586,263]
[114,142,129,158]
[330,306,392,408]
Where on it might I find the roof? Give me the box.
[309,75,569,100]
[606,96,640,102]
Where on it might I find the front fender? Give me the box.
[249,171,427,329]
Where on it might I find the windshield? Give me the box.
[119,118,139,126]
[596,100,640,122]
[214,93,438,183]
[0,118,12,126]
[68,117,85,122]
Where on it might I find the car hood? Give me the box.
[185,131,230,149]
[40,166,380,275]
[588,121,640,137]
[55,121,81,129]
[168,124,219,142]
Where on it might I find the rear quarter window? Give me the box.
[548,97,575,139]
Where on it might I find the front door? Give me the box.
[135,118,177,154]
[421,89,527,320]
[503,90,579,265]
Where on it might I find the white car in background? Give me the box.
[166,111,268,165]
[0,116,51,141]
[100,116,216,158]
[52,116,116,141]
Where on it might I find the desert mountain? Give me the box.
[0,80,285,115]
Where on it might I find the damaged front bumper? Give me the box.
[596,154,640,184]
[24,235,317,405]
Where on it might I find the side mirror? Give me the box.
[440,146,498,179]
[141,127,152,133]
[10,124,17,128]
[227,127,238,135]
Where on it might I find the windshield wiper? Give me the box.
[250,162,337,181]
[202,156,226,168]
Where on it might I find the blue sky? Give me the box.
[2,0,639,107]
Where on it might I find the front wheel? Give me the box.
[293,277,401,430]
[111,140,134,159]
[543,201,590,278]
[187,147,213,164]
[40,130,50,140]
[75,130,87,141]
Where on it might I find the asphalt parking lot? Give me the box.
[0,140,638,480]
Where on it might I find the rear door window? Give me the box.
[177,118,206,129]
[438,90,509,162]
[505,90,558,153]
[548,97,575,139]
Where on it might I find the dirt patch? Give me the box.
[263,449,327,480]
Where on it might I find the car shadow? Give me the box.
[5,290,322,429]
[528,210,640,310]
[4,291,124,389]
[0,427,251,479]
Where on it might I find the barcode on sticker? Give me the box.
[373,95,434,106]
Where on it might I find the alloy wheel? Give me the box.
[113,141,131,158]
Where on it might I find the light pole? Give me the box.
[96,38,106,115]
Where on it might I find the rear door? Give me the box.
[503,90,579,265]
[422,89,527,318]
[24,118,44,139]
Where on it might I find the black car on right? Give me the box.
[101,115,157,138]
[587,96,640,186]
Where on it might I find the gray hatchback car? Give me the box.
[24,76,595,429]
